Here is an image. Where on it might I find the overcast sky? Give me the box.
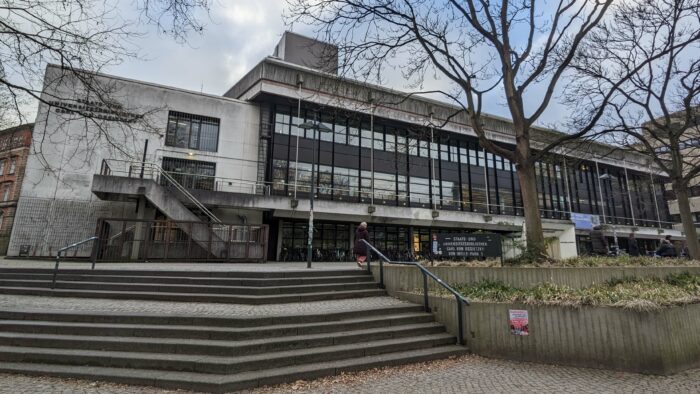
[50,0,567,128]
[110,0,290,97]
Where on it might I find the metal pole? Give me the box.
[430,117,437,210]
[307,116,317,269]
[456,297,464,345]
[140,139,148,179]
[623,160,636,226]
[595,159,606,223]
[484,148,490,213]
[422,271,430,312]
[52,252,61,289]
[294,85,302,199]
[650,166,662,228]
[379,259,384,288]
[370,104,375,205]
[563,160,573,215]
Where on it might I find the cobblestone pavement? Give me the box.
[0,294,407,317]
[0,259,358,272]
[2,355,699,394]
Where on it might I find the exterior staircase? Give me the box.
[0,267,467,392]
[0,268,385,304]
[93,161,229,259]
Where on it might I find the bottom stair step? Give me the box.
[0,345,468,393]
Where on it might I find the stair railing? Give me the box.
[360,239,470,346]
[52,236,99,289]
[129,161,222,224]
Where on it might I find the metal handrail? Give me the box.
[52,236,99,289]
[127,161,222,224]
[361,239,470,346]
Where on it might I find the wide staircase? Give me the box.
[0,267,467,392]
[0,268,385,304]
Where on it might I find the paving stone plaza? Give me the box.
[1,341,699,394]
[1,260,699,393]
[2,4,699,392]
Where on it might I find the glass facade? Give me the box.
[269,104,670,226]
[165,111,220,152]
[277,220,482,262]
[162,157,216,190]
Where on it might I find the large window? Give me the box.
[1,182,12,201]
[165,111,220,152]
[268,106,669,228]
[162,157,216,190]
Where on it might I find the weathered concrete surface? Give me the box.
[372,265,700,291]
[397,291,700,375]
[5,354,700,393]
[92,175,227,258]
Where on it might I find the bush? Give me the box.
[447,273,700,310]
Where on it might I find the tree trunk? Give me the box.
[517,162,547,260]
[673,181,700,259]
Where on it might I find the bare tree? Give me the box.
[0,0,211,168]
[287,0,642,259]
[569,0,700,258]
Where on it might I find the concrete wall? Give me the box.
[273,32,338,74]
[372,265,700,292]
[9,66,260,256]
[397,292,700,375]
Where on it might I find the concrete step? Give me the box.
[0,322,445,356]
[0,312,434,340]
[0,286,387,304]
[0,273,373,286]
[0,345,468,392]
[0,333,456,374]
[0,279,378,295]
[0,304,422,326]
[0,268,365,278]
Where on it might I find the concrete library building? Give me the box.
[7,32,682,261]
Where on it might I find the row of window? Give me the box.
[161,157,216,190]
[165,111,220,152]
[654,138,700,153]
[277,220,485,261]
[0,158,17,176]
[0,182,13,202]
[274,106,514,170]
[270,105,670,225]
[0,135,27,152]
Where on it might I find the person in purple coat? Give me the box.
[354,222,370,267]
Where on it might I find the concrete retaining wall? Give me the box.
[371,265,700,292]
[397,292,700,375]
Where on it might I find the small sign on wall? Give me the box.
[509,309,529,336]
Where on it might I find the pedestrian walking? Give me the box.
[590,225,609,256]
[628,233,640,257]
[354,222,370,268]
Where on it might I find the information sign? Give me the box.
[434,233,502,258]
[509,309,529,336]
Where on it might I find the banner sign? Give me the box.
[434,233,502,258]
[509,309,529,336]
[571,213,601,230]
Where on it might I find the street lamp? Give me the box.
[598,172,619,253]
[299,115,332,268]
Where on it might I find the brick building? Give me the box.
[0,123,33,254]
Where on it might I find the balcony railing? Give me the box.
[98,159,676,229]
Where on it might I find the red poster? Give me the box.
[509,309,529,336]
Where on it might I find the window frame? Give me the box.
[165,111,221,153]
